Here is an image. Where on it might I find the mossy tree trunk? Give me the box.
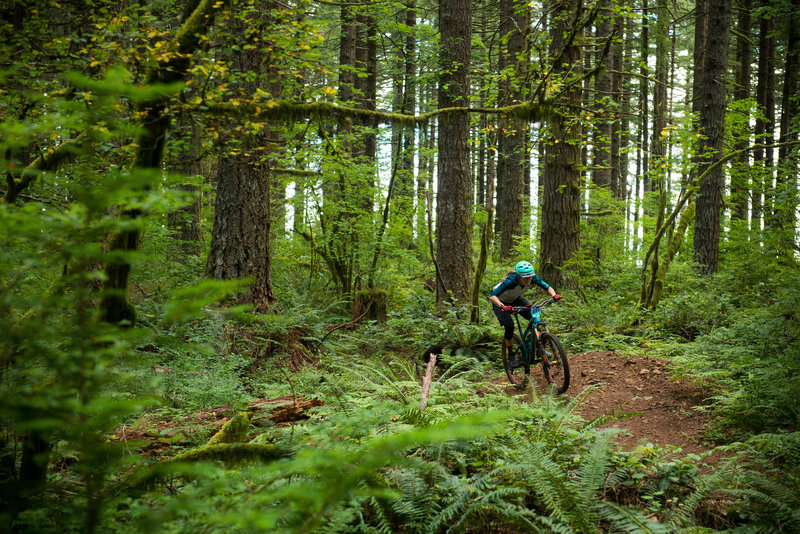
[647,203,695,309]
[353,288,387,323]
[100,0,229,323]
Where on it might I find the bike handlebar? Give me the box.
[506,297,559,314]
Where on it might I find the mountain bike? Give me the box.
[501,298,570,394]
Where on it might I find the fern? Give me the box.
[596,500,671,533]
[723,472,800,533]
[328,359,411,404]
[441,480,532,533]
[495,436,591,530]
[744,431,800,466]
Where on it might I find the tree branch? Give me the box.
[3,131,89,203]
[202,98,560,128]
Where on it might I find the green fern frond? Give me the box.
[745,431,800,465]
[329,360,410,403]
[596,500,671,533]
[525,513,575,534]
[664,478,719,529]
[725,474,800,532]
[575,435,614,508]
[436,356,483,383]
[366,496,397,534]
[498,440,595,531]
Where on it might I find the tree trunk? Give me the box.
[540,0,582,289]
[753,0,776,239]
[649,0,669,200]
[391,2,416,235]
[592,0,613,189]
[436,0,474,303]
[693,0,731,275]
[640,0,651,196]
[356,12,378,215]
[205,3,277,311]
[731,0,752,224]
[643,0,670,275]
[100,0,224,324]
[611,11,624,198]
[167,116,204,256]
[495,0,528,258]
[687,0,708,213]
[633,0,650,255]
[775,0,800,257]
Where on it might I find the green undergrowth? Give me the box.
[98,334,800,533]
[5,234,800,532]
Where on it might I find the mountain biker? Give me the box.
[488,260,561,359]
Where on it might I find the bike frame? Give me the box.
[509,298,554,365]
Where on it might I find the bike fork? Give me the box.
[538,343,548,364]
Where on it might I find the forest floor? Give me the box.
[494,350,719,457]
[567,351,716,455]
[111,351,720,462]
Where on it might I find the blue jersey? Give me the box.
[488,273,550,305]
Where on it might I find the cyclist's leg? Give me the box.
[492,306,516,349]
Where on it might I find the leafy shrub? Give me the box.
[654,290,736,341]
[671,273,800,434]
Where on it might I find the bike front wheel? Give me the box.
[502,334,529,389]
[538,333,570,394]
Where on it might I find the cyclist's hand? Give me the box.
[502,305,513,312]
[553,294,562,301]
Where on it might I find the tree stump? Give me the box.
[352,288,387,323]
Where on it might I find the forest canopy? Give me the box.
[1,0,799,532]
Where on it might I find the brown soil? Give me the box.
[567,351,711,453]
[565,351,716,455]
[487,350,718,456]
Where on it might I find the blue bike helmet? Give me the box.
[515,261,534,277]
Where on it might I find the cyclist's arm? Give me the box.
[532,275,552,293]
[489,295,504,308]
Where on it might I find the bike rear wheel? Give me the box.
[502,334,530,389]
[538,333,570,394]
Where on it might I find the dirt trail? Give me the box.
[566,351,714,454]
[491,351,716,456]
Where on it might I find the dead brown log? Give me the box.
[248,396,324,424]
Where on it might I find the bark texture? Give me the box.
[495,0,529,258]
[540,0,583,289]
[693,0,731,275]
[436,0,474,302]
[752,0,775,232]
[775,0,800,254]
[205,2,276,311]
